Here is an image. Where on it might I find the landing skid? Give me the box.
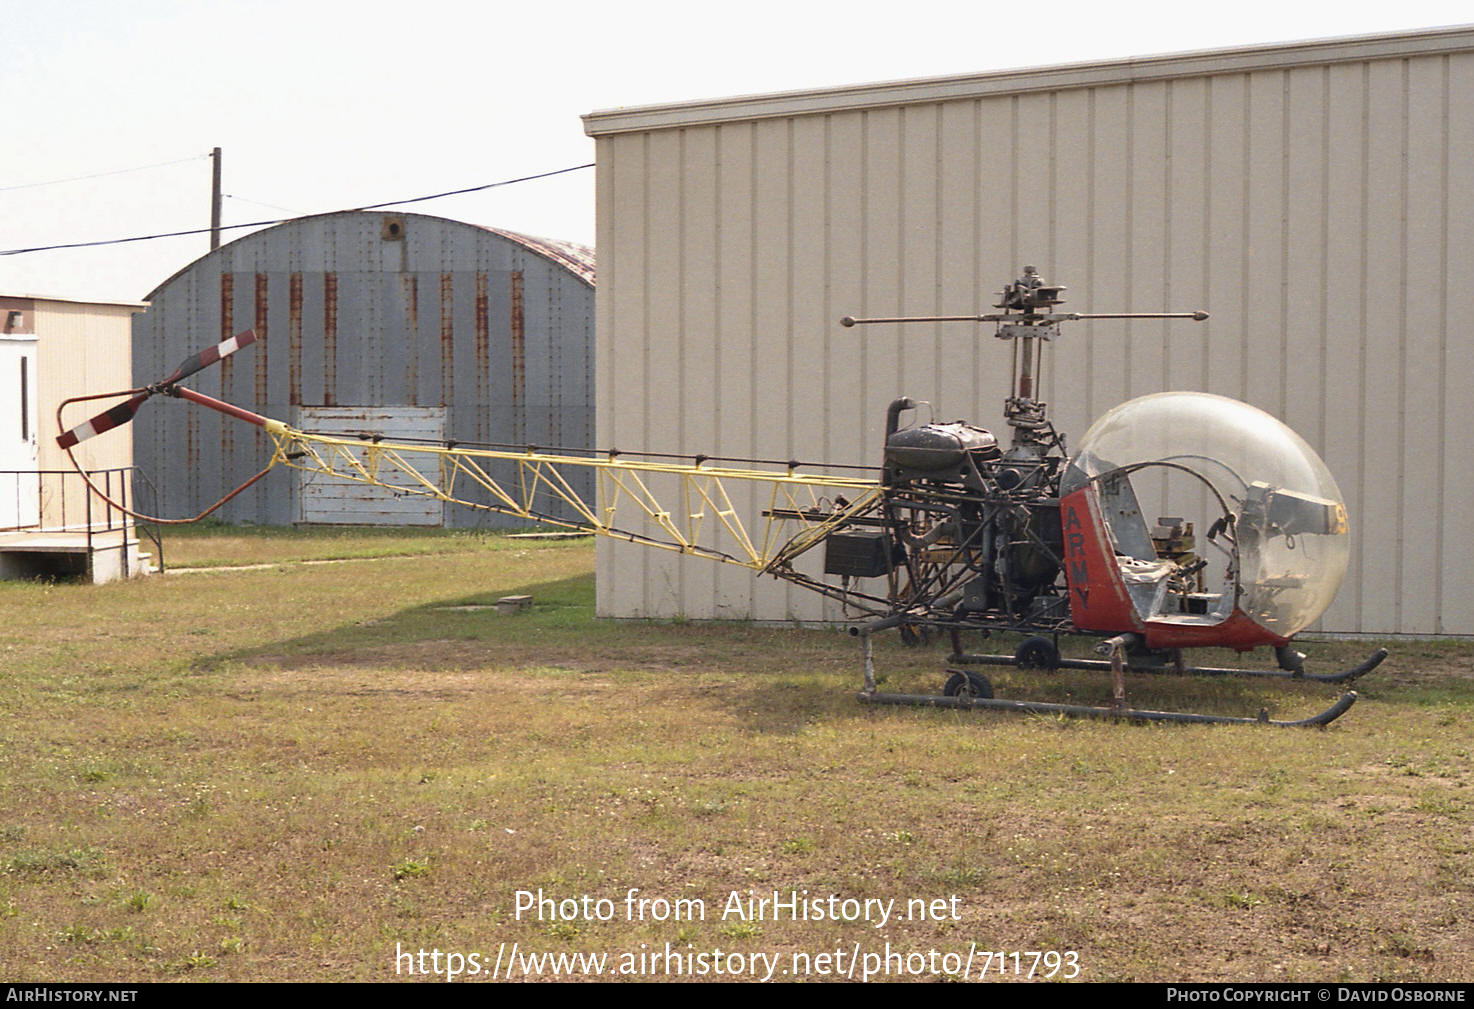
[858,689,1360,727]
[853,624,1377,728]
[949,646,1389,684]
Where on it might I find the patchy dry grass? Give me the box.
[0,529,1469,982]
[156,521,536,569]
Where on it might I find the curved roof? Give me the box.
[144,210,594,299]
[480,226,595,286]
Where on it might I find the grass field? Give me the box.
[0,528,1469,983]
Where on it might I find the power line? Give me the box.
[0,163,595,256]
[223,193,305,215]
[0,154,207,193]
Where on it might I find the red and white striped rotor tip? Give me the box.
[57,394,148,449]
[164,328,258,384]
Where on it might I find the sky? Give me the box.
[3,0,1470,303]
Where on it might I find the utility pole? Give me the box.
[210,147,222,250]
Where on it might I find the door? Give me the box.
[295,406,446,526]
[0,338,39,529]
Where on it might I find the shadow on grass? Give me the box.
[199,572,598,668]
[188,570,1472,736]
[195,570,876,735]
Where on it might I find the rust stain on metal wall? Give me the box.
[475,272,490,443]
[403,274,419,406]
[323,273,338,406]
[185,408,198,488]
[219,274,234,490]
[253,274,269,409]
[253,273,270,463]
[288,273,303,406]
[439,273,453,407]
[218,273,234,390]
[510,269,525,444]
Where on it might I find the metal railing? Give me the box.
[0,468,164,577]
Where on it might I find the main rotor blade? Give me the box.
[163,328,257,385]
[57,392,150,449]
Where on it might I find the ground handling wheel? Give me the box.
[1013,636,1061,671]
[943,669,994,700]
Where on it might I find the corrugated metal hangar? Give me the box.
[132,210,594,527]
[583,26,1474,637]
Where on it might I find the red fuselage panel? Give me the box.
[1058,486,1289,651]
[1059,488,1141,633]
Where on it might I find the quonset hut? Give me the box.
[132,211,594,527]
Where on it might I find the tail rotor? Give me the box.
[57,329,258,449]
[56,329,271,523]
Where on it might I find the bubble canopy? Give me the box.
[1062,392,1349,638]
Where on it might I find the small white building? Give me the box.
[1,294,151,582]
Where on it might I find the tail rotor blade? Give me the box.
[57,392,150,449]
[58,330,259,449]
[164,328,257,384]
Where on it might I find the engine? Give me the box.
[824,398,1067,626]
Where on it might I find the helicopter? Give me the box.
[55,267,1384,727]
[823,267,1384,726]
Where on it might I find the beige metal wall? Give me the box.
[35,299,142,524]
[584,27,1474,636]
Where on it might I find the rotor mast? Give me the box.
[992,265,1067,456]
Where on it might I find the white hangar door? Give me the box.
[295,406,446,526]
[0,337,39,529]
